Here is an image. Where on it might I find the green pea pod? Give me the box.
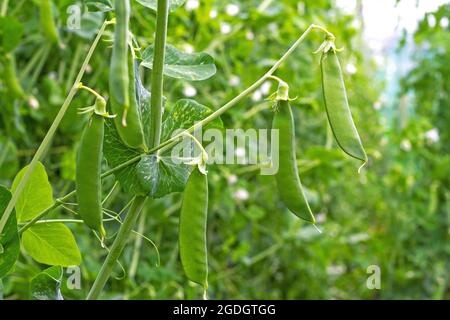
[76,104,106,237]
[39,0,59,43]
[109,0,144,149]
[273,100,315,223]
[2,54,26,99]
[179,168,208,290]
[320,50,367,164]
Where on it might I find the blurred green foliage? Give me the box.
[0,0,448,299]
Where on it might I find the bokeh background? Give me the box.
[0,0,449,299]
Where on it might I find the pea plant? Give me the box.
[0,0,366,300]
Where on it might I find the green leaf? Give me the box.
[104,120,146,196]
[30,266,64,300]
[141,44,216,81]
[136,0,186,12]
[0,16,24,53]
[84,0,113,12]
[137,155,190,198]
[0,186,20,279]
[161,99,223,142]
[11,162,53,222]
[22,223,81,267]
[0,138,19,180]
[70,12,104,39]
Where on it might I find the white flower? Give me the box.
[183,85,197,97]
[427,14,436,28]
[28,97,39,110]
[425,128,439,143]
[227,175,238,185]
[225,4,240,16]
[233,188,249,201]
[246,31,255,40]
[315,213,327,223]
[260,81,272,95]
[251,90,262,101]
[183,44,194,54]
[209,9,218,19]
[229,75,240,87]
[348,233,369,244]
[373,101,382,110]
[400,139,412,152]
[326,265,346,276]
[345,63,357,74]
[220,22,232,34]
[185,0,199,11]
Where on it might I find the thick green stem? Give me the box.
[0,20,111,235]
[87,196,147,300]
[149,0,169,148]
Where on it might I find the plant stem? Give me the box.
[0,19,112,235]
[129,207,147,280]
[1,0,8,16]
[87,196,147,300]
[152,24,323,155]
[149,0,169,148]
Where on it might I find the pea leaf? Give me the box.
[70,12,105,39]
[30,266,64,300]
[11,162,53,223]
[0,17,24,53]
[137,155,190,198]
[0,186,20,279]
[135,0,186,12]
[84,0,113,12]
[161,99,223,142]
[22,223,81,267]
[103,120,146,196]
[0,138,19,180]
[141,44,216,81]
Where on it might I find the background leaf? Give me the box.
[0,138,18,180]
[30,266,64,300]
[141,44,216,81]
[135,0,186,12]
[22,223,81,267]
[0,16,24,53]
[84,0,113,12]
[0,186,20,279]
[11,162,53,223]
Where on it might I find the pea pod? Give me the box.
[179,168,208,289]
[76,99,107,237]
[320,50,367,164]
[1,54,26,99]
[39,0,59,43]
[109,0,144,149]
[273,100,315,223]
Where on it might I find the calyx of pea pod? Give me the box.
[267,77,296,103]
[314,33,343,54]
